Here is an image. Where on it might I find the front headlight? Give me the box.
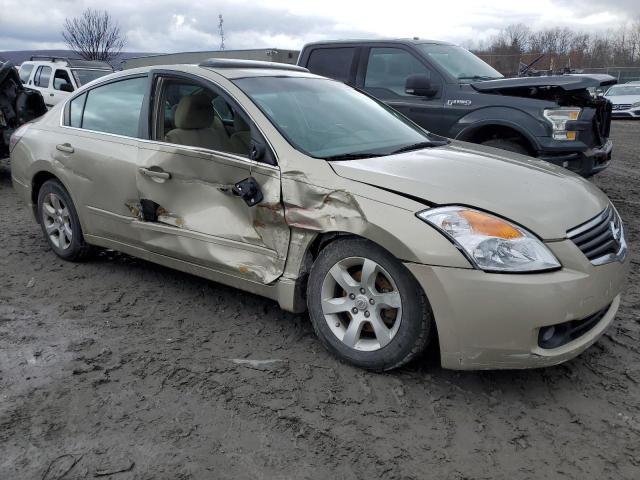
[417,206,561,272]
[543,108,581,140]
[632,101,640,108]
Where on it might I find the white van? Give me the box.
[18,57,113,108]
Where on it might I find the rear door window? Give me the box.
[307,47,356,83]
[34,66,52,88]
[78,77,147,137]
[19,64,34,84]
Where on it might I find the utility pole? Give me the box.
[218,14,225,51]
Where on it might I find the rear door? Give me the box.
[32,65,54,108]
[134,72,290,284]
[57,75,148,244]
[358,46,445,134]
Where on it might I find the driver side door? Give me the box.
[134,73,290,284]
[360,46,445,135]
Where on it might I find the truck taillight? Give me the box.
[9,123,30,153]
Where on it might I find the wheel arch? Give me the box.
[455,121,538,155]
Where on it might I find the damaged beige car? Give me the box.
[10,60,629,370]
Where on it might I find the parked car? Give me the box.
[0,58,46,157]
[10,60,629,370]
[604,84,640,119]
[298,39,615,176]
[18,56,113,108]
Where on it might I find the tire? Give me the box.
[307,237,434,371]
[37,179,93,261]
[481,138,530,156]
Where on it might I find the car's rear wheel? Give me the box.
[307,237,433,370]
[37,179,93,261]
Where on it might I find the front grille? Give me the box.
[538,304,610,349]
[613,104,632,110]
[567,206,625,264]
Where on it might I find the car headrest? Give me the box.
[234,113,250,132]
[174,94,215,130]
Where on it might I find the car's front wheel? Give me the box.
[307,237,434,370]
[37,179,93,261]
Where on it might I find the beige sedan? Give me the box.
[9,59,629,370]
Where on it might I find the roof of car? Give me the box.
[24,57,113,70]
[301,38,456,47]
[92,62,320,85]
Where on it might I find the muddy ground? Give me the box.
[1,121,639,480]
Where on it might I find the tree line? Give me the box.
[464,22,640,75]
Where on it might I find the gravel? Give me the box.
[1,121,639,479]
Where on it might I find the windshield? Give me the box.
[605,85,640,96]
[416,44,503,82]
[234,77,440,159]
[71,69,111,86]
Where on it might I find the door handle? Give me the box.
[139,167,171,180]
[50,93,54,97]
[56,143,74,153]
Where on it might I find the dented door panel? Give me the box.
[134,142,290,284]
[49,128,141,245]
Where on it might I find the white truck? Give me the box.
[18,56,113,108]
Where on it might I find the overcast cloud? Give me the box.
[0,0,638,52]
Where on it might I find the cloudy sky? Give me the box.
[0,0,639,52]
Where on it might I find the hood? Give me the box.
[604,95,640,105]
[330,141,610,240]
[472,74,617,93]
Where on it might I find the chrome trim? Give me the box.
[57,69,281,170]
[567,205,627,266]
[566,207,611,238]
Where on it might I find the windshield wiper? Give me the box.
[323,152,382,161]
[458,75,499,81]
[390,140,448,155]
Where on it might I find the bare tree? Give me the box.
[62,9,126,63]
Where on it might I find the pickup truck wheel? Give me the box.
[37,179,93,261]
[481,138,529,156]
[307,237,433,371]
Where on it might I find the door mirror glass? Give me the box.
[405,74,438,97]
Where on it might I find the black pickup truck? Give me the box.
[298,39,615,176]
[0,59,46,157]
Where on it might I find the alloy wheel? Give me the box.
[41,192,73,250]
[321,256,402,351]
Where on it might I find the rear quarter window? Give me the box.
[18,64,34,84]
[306,47,356,83]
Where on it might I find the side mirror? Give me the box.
[405,74,438,97]
[60,83,74,92]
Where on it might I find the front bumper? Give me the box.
[611,108,640,119]
[538,139,612,177]
[405,240,629,370]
